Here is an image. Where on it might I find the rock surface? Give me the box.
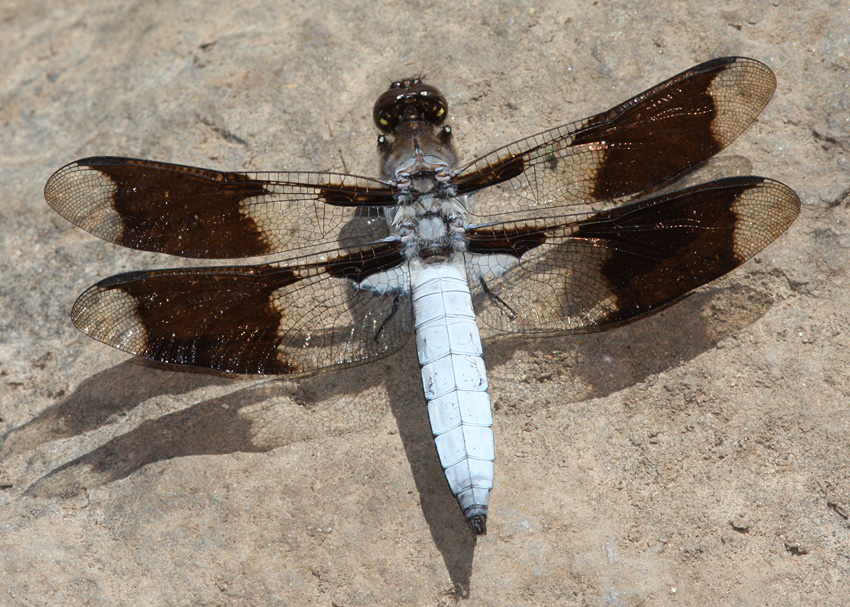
[1,0,848,605]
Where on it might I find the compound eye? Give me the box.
[375,108,397,132]
[373,88,403,132]
[372,81,449,132]
[423,96,447,125]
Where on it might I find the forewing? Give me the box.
[71,241,412,374]
[465,177,800,337]
[44,156,397,258]
[456,57,777,220]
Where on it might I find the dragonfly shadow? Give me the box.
[18,360,387,499]
[14,274,777,593]
[380,345,478,593]
[1,361,231,464]
[481,279,779,409]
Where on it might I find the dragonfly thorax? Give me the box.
[391,194,467,261]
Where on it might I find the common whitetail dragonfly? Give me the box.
[45,57,799,536]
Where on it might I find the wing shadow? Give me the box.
[12,274,780,593]
[481,279,780,410]
[16,360,387,498]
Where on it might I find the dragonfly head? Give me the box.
[373,78,448,133]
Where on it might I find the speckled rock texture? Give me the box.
[1,1,848,605]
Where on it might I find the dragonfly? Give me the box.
[44,57,800,536]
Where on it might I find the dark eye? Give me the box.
[373,81,449,132]
[378,111,396,130]
[426,102,446,123]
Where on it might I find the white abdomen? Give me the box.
[411,256,494,534]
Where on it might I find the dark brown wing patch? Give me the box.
[453,154,526,197]
[465,223,548,257]
[81,266,301,374]
[456,57,777,220]
[569,57,775,201]
[466,176,800,336]
[44,157,398,259]
[71,240,409,374]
